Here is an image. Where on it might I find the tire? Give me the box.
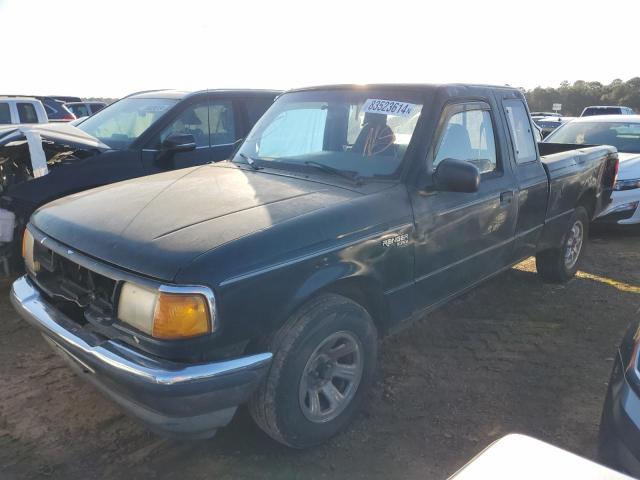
[249,293,377,448]
[536,206,589,283]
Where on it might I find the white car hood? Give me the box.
[618,152,640,180]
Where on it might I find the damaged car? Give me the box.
[0,88,281,274]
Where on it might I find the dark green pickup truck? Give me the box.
[11,83,618,448]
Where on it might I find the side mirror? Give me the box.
[433,158,480,193]
[161,133,196,153]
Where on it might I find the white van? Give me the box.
[0,97,48,124]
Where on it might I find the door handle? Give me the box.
[500,191,514,205]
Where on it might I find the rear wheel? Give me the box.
[249,293,377,448]
[536,207,589,283]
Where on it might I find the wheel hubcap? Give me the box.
[564,220,584,269]
[299,331,363,423]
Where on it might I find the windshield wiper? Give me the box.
[239,153,261,171]
[304,161,362,186]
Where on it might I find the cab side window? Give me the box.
[209,100,235,146]
[434,107,497,174]
[160,102,210,147]
[17,103,39,124]
[504,99,537,164]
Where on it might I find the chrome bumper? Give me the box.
[10,275,272,439]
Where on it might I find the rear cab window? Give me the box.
[503,99,537,164]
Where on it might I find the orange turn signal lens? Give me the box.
[22,228,40,272]
[152,292,210,339]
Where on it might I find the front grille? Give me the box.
[32,242,117,325]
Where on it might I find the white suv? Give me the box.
[0,97,48,124]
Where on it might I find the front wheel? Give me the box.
[536,206,589,283]
[249,293,377,448]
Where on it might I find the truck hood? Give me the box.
[31,163,361,281]
[617,152,640,179]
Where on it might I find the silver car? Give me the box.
[545,115,640,224]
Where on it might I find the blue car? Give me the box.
[599,319,640,476]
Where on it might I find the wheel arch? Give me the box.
[576,188,597,220]
[276,266,391,336]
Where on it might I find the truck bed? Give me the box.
[536,142,618,250]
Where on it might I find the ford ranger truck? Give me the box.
[11,84,618,448]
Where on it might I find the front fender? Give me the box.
[214,224,413,347]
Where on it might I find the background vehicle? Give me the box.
[581,106,635,117]
[50,96,82,104]
[533,115,576,138]
[65,101,107,118]
[531,111,561,119]
[0,88,281,273]
[598,318,640,477]
[11,83,618,448]
[0,97,48,124]
[544,115,640,224]
[36,96,77,121]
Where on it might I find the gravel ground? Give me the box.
[1,227,638,480]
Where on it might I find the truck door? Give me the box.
[500,96,549,261]
[410,100,518,308]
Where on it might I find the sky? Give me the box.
[1,0,637,98]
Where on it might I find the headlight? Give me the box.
[117,282,215,339]
[22,228,40,273]
[614,178,640,191]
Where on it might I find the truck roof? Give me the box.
[288,83,522,94]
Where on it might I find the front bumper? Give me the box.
[10,275,272,439]
[599,353,640,477]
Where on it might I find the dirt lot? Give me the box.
[1,228,639,480]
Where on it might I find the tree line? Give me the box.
[524,78,640,116]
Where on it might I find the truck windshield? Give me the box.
[546,121,640,153]
[78,98,178,149]
[233,90,423,179]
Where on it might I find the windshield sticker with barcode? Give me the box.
[362,99,418,117]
